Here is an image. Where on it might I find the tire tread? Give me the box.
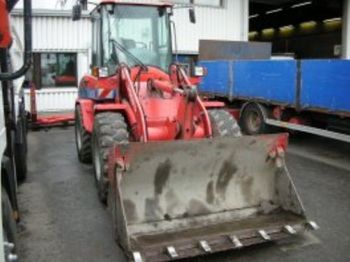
[208,109,242,138]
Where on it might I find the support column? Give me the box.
[240,0,249,41]
[342,0,350,58]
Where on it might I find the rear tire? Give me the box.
[2,188,17,262]
[14,140,27,182]
[14,90,28,182]
[208,109,242,137]
[75,105,92,163]
[92,112,129,204]
[241,103,270,135]
[15,110,27,182]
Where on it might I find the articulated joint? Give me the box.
[184,86,197,102]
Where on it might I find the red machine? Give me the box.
[0,0,12,48]
[73,1,316,261]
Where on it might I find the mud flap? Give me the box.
[109,134,317,262]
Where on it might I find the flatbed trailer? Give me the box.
[199,59,350,142]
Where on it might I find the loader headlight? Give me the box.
[193,66,207,77]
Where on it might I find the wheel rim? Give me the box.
[3,227,17,262]
[246,110,262,133]
[75,118,82,151]
[93,135,102,182]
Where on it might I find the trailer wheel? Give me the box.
[2,188,17,262]
[241,103,270,135]
[92,112,129,204]
[208,109,242,137]
[75,105,92,163]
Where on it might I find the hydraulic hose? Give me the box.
[0,0,32,81]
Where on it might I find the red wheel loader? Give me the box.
[73,1,318,261]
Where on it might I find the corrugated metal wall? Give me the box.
[173,1,248,53]
[11,13,91,112]
[11,13,91,66]
[11,0,248,112]
[23,88,78,113]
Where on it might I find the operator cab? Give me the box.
[91,3,173,75]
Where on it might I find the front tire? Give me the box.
[208,109,242,138]
[92,112,129,204]
[75,105,92,163]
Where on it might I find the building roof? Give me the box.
[99,0,173,7]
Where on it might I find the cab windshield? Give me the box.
[104,5,172,72]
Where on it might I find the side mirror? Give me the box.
[72,4,82,21]
[193,66,207,77]
[189,7,196,24]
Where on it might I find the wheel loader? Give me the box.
[73,1,318,261]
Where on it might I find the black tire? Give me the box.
[2,188,17,261]
[14,141,27,182]
[92,112,129,204]
[208,109,242,138]
[75,105,92,163]
[240,103,270,135]
[15,107,28,182]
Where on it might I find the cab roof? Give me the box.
[99,0,173,7]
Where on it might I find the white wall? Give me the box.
[14,0,76,10]
[173,0,248,53]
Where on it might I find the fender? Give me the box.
[94,103,128,113]
[94,103,138,138]
[203,101,225,109]
[77,99,94,133]
[79,74,118,100]
[78,99,138,135]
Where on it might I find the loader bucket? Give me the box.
[109,134,317,262]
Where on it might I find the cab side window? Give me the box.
[101,6,117,75]
[91,9,102,68]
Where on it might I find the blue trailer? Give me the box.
[199,59,350,142]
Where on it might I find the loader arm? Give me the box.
[117,64,212,141]
[170,64,212,139]
[119,65,148,142]
[162,64,212,140]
